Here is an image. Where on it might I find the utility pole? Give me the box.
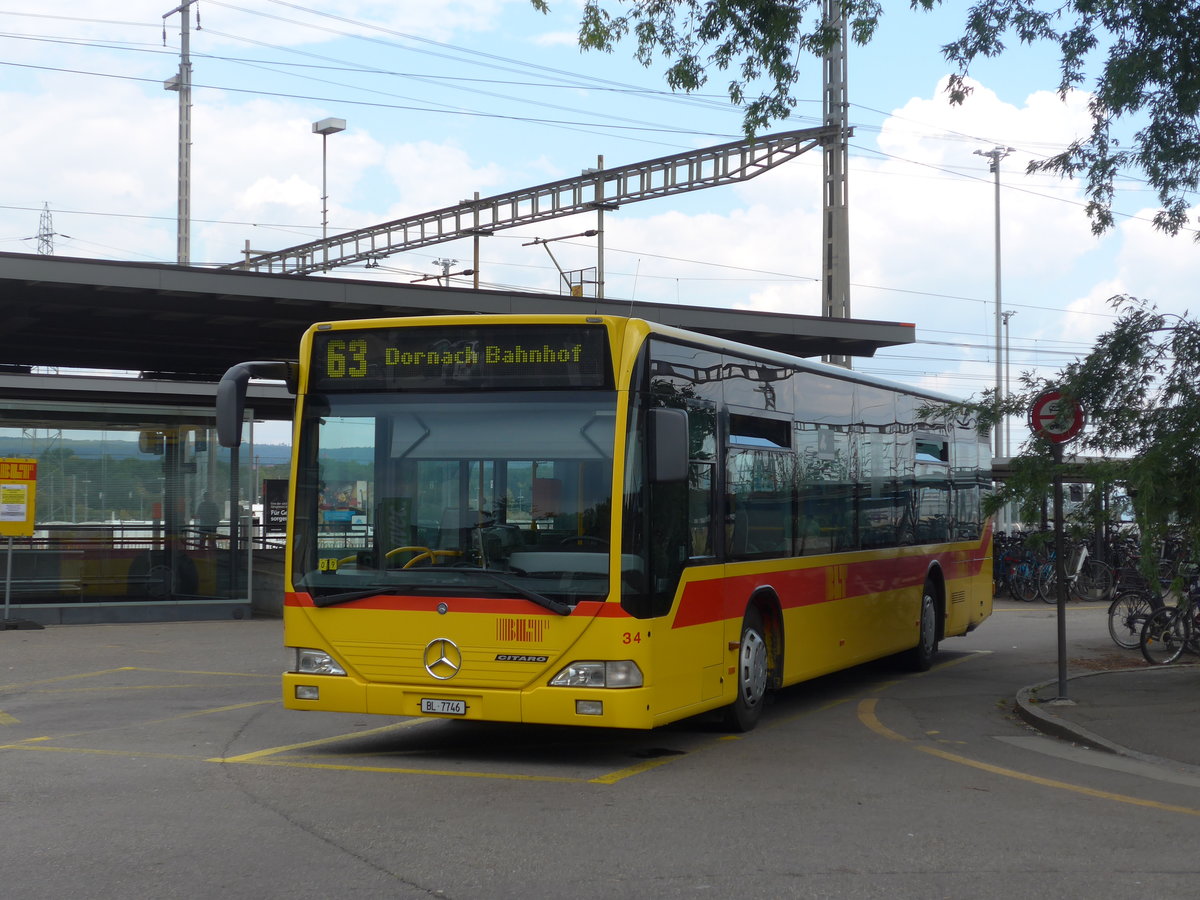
[975,145,1014,460]
[163,1,196,265]
[1002,309,1017,456]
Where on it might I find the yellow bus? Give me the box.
[217,314,992,731]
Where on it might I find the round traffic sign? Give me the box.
[1028,389,1085,443]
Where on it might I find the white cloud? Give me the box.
[4,4,1198,405]
[530,30,582,48]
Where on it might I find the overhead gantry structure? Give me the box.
[225,126,843,278]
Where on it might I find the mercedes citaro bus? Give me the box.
[217,314,992,731]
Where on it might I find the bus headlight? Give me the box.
[293,648,346,676]
[549,660,643,688]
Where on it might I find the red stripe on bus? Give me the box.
[670,527,992,629]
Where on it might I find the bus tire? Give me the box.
[906,582,940,671]
[723,605,769,732]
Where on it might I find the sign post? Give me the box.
[2,458,44,630]
[1028,391,1086,701]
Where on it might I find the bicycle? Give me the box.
[1107,589,1162,649]
[1139,579,1200,664]
[1008,553,1042,602]
[1039,544,1114,604]
[991,531,1041,602]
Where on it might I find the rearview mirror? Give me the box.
[648,407,688,483]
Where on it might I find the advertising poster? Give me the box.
[0,458,37,538]
[263,479,289,533]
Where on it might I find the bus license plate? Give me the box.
[421,698,466,715]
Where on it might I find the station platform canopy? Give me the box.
[0,251,917,625]
[0,252,914,378]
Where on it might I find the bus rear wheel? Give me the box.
[723,606,769,732]
[906,583,940,671]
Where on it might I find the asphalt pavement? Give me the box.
[6,614,1198,778]
[1017,663,1200,772]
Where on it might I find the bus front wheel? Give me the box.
[723,606,769,732]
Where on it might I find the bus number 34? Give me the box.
[622,632,642,644]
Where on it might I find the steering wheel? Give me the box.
[558,535,608,547]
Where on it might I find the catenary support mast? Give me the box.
[821,0,851,369]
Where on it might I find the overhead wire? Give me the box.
[0,5,1186,381]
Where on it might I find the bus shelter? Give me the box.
[1,372,292,624]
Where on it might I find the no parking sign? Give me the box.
[1026,390,1085,700]
[1028,389,1085,444]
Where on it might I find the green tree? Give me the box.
[531,1,1200,238]
[979,296,1200,570]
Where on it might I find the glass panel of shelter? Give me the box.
[0,405,264,606]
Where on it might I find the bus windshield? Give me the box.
[293,391,619,607]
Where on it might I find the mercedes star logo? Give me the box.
[423,638,462,680]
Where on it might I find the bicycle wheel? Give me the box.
[1140,606,1190,665]
[1188,606,1200,656]
[1107,591,1153,650]
[1074,558,1115,602]
[1011,565,1039,602]
[1038,562,1058,603]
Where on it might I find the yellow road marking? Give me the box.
[219,718,429,762]
[33,684,265,695]
[0,711,18,726]
[124,667,276,679]
[0,668,137,692]
[858,698,1200,817]
[933,649,993,669]
[218,716,669,783]
[0,700,276,749]
[589,755,684,784]
[0,743,206,762]
[217,756,584,781]
[2,666,275,696]
[144,699,276,725]
[3,650,1010,786]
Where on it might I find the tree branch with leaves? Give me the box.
[531,1,1200,238]
[970,296,1200,571]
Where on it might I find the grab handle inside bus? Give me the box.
[648,407,688,483]
[216,360,298,447]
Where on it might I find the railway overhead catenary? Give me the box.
[226,126,843,278]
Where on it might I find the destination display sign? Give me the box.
[310,324,611,391]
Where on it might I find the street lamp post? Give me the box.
[975,145,1014,461]
[1002,309,1017,456]
[312,117,346,270]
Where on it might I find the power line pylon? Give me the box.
[37,203,54,255]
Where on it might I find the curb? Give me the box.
[1015,664,1200,774]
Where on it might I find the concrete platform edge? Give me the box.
[1016,664,1200,776]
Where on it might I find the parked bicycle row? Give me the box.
[997,525,1200,666]
[993,530,1115,604]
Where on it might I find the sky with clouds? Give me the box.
[2,0,1197,453]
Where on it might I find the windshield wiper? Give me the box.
[466,569,572,616]
[310,585,397,607]
[306,572,571,615]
